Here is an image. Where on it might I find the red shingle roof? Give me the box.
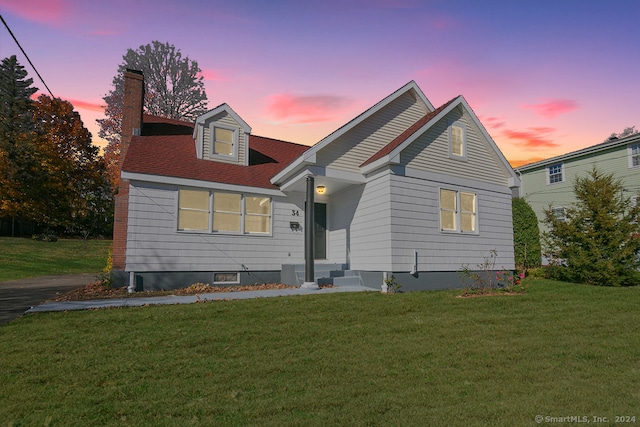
[360,97,458,167]
[142,114,194,127]
[122,133,309,190]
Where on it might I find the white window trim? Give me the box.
[448,120,467,161]
[628,143,640,169]
[177,189,212,231]
[177,188,273,236]
[209,123,239,161]
[547,163,564,185]
[439,188,478,234]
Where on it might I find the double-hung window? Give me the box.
[548,163,563,184]
[178,189,271,234]
[449,121,466,160]
[245,196,272,234]
[439,189,477,233]
[629,143,640,168]
[210,125,237,159]
[213,193,242,232]
[178,189,210,231]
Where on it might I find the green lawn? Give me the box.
[2,279,639,426]
[0,237,111,281]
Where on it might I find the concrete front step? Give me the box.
[281,264,362,287]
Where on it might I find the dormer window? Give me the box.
[211,125,237,158]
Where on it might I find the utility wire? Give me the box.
[1,14,55,98]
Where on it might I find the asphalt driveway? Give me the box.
[0,274,96,324]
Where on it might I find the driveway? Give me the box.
[0,274,96,324]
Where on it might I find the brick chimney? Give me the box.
[112,70,144,276]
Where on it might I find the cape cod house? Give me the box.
[111,70,519,291]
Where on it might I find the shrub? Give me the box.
[512,197,541,271]
[459,249,526,295]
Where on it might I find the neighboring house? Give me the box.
[515,132,640,237]
[112,70,519,292]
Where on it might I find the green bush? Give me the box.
[512,197,541,270]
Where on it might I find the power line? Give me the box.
[1,14,54,98]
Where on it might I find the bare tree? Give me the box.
[98,41,209,188]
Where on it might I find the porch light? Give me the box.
[316,185,326,195]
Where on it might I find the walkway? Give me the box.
[1,274,375,324]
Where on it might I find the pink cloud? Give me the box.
[522,99,579,119]
[502,127,559,149]
[30,92,104,113]
[480,115,506,130]
[1,0,67,25]
[64,98,104,113]
[265,93,351,124]
[199,69,230,82]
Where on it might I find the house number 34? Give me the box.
[291,210,300,216]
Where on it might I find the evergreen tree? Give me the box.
[0,55,39,221]
[1,56,114,236]
[512,197,541,271]
[543,167,640,286]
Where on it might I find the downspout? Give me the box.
[301,175,319,289]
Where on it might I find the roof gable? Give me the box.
[359,95,518,186]
[360,97,458,168]
[271,81,433,185]
[194,103,251,134]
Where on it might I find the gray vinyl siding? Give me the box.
[386,173,515,272]
[315,91,429,172]
[125,181,304,273]
[401,107,510,187]
[327,187,362,265]
[520,144,640,232]
[202,111,247,165]
[348,174,394,270]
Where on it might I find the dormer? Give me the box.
[193,103,252,166]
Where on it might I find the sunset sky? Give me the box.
[1,0,639,167]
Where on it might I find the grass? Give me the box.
[0,237,111,281]
[2,279,640,426]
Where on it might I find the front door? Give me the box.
[314,203,327,260]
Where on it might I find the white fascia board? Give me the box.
[270,152,316,185]
[456,96,518,182]
[408,81,435,111]
[278,166,366,192]
[121,172,284,197]
[323,167,367,183]
[360,97,460,175]
[272,81,432,184]
[278,169,313,192]
[195,103,252,134]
